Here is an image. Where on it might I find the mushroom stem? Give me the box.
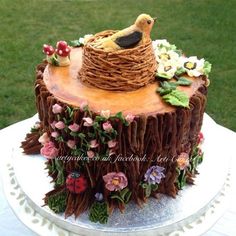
[57,56,70,66]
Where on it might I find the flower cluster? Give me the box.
[177,152,190,170]
[152,39,212,79]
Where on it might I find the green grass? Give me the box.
[0,0,236,131]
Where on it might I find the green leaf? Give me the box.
[89,202,109,224]
[162,90,189,108]
[110,195,124,203]
[151,184,158,191]
[156,72,173,80]
[145,185,152,197]
[175,67,186,76]
[176,77,192,86]
[50,55,59,66]
[95,116,106,122]
[47,190,67,213]
[70,40,83,47]
[203,60,212,76]
[78,133,86,139]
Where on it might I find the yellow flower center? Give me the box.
[112,177,120,186]
[159,53,170,60]
[151,171,157,177]
[184,61,197,70]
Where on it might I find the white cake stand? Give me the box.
[1,114,233,236]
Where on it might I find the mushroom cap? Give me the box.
[43,44,55,56]
[55,46,71,57]
[56,41,68,50]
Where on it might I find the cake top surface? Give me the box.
[43,47,205,115]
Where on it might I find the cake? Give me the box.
[21,14,211,224]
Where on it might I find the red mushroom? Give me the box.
[43,44,55,56]
[55,41,71,57]
[55,40,71,66]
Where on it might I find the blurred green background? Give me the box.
[0,0,235,131]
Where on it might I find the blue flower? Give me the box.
[144,165,165,185]
[95,192,104,202]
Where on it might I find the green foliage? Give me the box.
[89,201,109,224]
[176,168,187,190]
[54,159,65,187]
[162,90,189,108]
[47,190,67,214]
[110,188,132,204]
[70,40,83,47]
[140,183,158,198]
[203,61,212,76]
[189,146,204,174]
[176,77,192,86]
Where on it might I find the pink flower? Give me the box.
[51,131,59,138]
[83,117,93,127]
[50,121,57,129]
[177,152,189,170]
[40,141,59,159]
[67,140,76,149]
[125,114,135,124]
[87,150,95,158]
[38,132,50,145]
[100,110,111,119]
[52,104,63,114]
[55,121,65,130]
[103,172,128,191]
[80,101,88,111]
[68,123,80,132]
[197,132,204,145]
[108,140,117,148]
[102,121,113,132]
[90,140,99,148]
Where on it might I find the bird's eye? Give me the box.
[147,20,151,24]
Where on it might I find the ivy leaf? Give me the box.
[70,40,83,47]
[175,67,186,76]
[203,61,212,76]
[176,77,192,86]
[162,90,189,108]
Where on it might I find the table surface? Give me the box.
[0,114,236,236]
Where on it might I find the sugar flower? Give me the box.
[144,165,165,185]
[32,121,41,130]
[67,140,76,149]
[180,56,205,77]
[100,110,111,119]
[87,150,95,158]
[95,192,104,202]
[52,104,63,114]
[102,121,113,132]
[83,117,93,127]
[177,152,190,170]
[68,123,80,132]
[107,140,117,148]
[80,100,88,111]
[103,172,128,191]
[50,121,57,129]
[125,114,135,124]
[197,132,204,146]
[152,39,171,49]
[38,132,50,145]
[78,34,93,45]
[54,121,65,130]
[51,131,59,138]
[89,139,99,149]
[40,141,59,159]
[156,62,177,79]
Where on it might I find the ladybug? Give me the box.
[66,171,87,194]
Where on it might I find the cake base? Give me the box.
[2,114,232,235]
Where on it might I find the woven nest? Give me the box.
[78,30,157,91]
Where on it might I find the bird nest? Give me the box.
[79,30,157,91]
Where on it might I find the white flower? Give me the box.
[79,34,93,45]
[154,47,180,65]
[152,39,171,49]
[180,56,205,77]
[100,110,111,119]
[157,62,177,79]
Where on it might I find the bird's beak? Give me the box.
[153,17,157,22]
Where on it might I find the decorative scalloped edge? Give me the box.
[2,156,231,236]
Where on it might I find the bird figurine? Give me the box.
[93,13,156,52]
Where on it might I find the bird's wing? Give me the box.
[115,31,142,49]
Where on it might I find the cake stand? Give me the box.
[1,114,233,236]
